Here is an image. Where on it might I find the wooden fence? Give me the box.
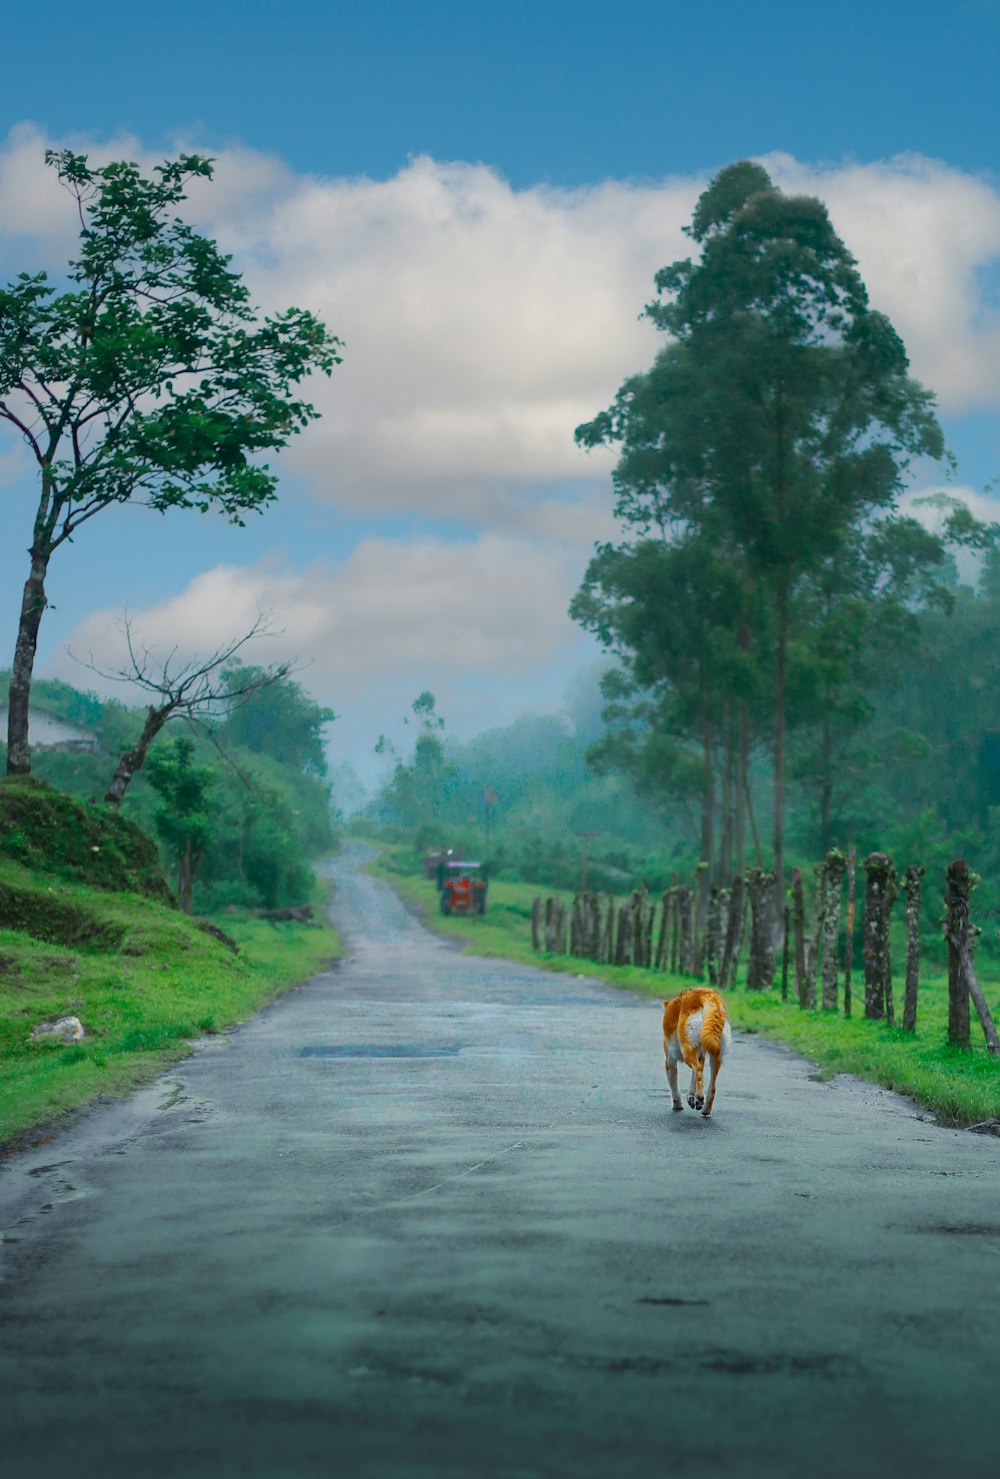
[531,848,1000,1057]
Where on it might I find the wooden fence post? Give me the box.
[655,891,671,971]
[792,867,808,1008]
[531,897,542,952]
[821,849,846,1011]
[746,868,776,991]
[902,865,924,1033]
[604,894,615,964]
[706,886,722,985]
[806,861,827,1007]
[719,873,745,991]
[677,886,694,975]
[843,846,856,1018]
[781,902,790,1001]
[862,852,895,1022]
[945,860,973,1049]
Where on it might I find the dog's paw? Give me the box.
[694,1095,705,1111]
[687,1095,696,1109]
[700,1108,712,1118]
[672,1101,684,1112]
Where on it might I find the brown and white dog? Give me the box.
[662,988,732,1118]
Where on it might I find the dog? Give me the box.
[662,987,732,1118]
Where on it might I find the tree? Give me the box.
[0,149,341,775]
[375,692,455,830]
[218,665,335,777]
[576,160,947,893]
[71,612,294,808]
[145,736,216,912]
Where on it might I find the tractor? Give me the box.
[439,860,487,916]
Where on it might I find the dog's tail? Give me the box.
[701,995,729,1059]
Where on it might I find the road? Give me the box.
[1,843,999,1478]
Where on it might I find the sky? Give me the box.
[3,0,1000,792]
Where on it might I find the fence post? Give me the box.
[706,886,722,985]
[655,891,671,971]
[746,868,776,991]
[531,897,542,952]
[843,846,856,1018]
[677,887,694,975]
[902,865,924,1033]
[719,873,745,991]
[821,849,847,1011]
[781,902,790,1001]
[862,852,895,1021]
[792,868,808,1008]
[945,860,973,1050]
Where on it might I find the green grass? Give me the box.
[0,860,341,1149]
[369,846,1000,1127]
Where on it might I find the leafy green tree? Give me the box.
[145,737,216,912]
[0,149,342,775]
[577,160,947,891]
[219,665,335,777]
[375,692,455,829]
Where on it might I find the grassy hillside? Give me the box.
[370,845,1000,1128]
[0,779,341,1148]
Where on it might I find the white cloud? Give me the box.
[58,531,587,702]
[6,129,1000,528]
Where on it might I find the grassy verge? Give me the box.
[369,846,1000,1127]
[0,861,341,1151]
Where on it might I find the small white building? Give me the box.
[0,704,99,752]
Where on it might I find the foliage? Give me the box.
[0,774,173,901]
[1,148,341,774]
[218,666,334,777]
[572,158,962,886]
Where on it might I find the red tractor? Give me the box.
[439,860,488,916]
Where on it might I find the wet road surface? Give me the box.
[2,843,999,1478]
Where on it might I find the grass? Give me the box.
[369,845,1000,1128]
[0,860,341,1150]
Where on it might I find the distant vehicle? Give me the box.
[440,860,487,916]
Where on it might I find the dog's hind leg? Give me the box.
[681,1041,705,1111]
[665,1055,683,1111]
[702,1052,721,1117]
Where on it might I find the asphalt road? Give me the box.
[2,843,999,1479]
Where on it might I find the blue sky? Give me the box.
[3,1,1000,788]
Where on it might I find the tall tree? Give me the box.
[576,160,947,893]
[0,149,341,775]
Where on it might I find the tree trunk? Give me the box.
[945,860,973,1050]
[772,593,788,904]
[843,846,856,1019]
[862,852,895,1023]
[902,865,924,1033]
[736,703,749,875]
[720,704,734,882]
[700,707,715,880]
[820,719,833,856]
[792,868,808,1009]
[177,841,196,914]
[821,849,846,1011]
[6,547,52,775]
[104,704,172,807]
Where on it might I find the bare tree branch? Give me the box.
[66,610,295,807]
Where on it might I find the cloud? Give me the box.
[5,127,1000,527]
[59,531,588,704]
